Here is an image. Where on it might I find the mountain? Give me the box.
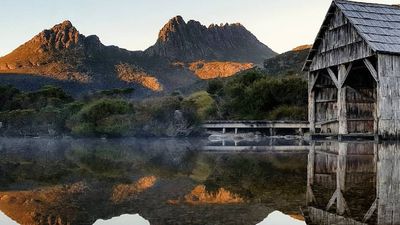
[263,45,311,77]
[0,20,199,94]
[145,16,276,65]
[0,21,168,90]
[0,18,276,96]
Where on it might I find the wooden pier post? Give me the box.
[309,72,316,134]
[307,143,316,204]
[338,65,348,135]
[336,142,348,215]
[269,128,275,136]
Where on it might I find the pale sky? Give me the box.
[0,0,399,57]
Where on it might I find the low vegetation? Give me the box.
[206,70,308,120]
[0,85,211,137]
[0,70,307,137]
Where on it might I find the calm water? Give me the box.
[0,138,397,225]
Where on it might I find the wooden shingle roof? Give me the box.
[336,0,400,53]
[304,0,400,71]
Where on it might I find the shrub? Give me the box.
[96,115,133,137]
[267,105,307,121]
[76,98,132,123]
[220,71,307,120]
[0,109,37,128]
[207,79,224,97]
[0,85,20,111]
[70,123,95,136]
[183,91,217,121]
[67,98,133,137]
[135,96,181,123]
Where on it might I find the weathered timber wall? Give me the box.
[307,207,367,225]
[315,73,339,133]
[377,143,400,225]
[310,7,374,71]
[377,54,400,138]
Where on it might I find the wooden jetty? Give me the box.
[304,0,400,140]
[201,145,312,153]
[202,120,313,136]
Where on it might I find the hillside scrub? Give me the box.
[66,98,134,137]
[0,86,213,137]
[206,70,308,120]
[0,72,308,137]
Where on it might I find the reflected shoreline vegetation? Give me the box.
[0,137,307,225]
[1,137,399,224]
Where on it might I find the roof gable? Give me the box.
[304,0,400,71]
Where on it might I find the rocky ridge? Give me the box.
[0,17,278,95]
[146,16,276,65]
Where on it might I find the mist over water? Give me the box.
[0,138,398,225]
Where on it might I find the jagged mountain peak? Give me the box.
[54,20,74,30]
[208,22,244,28]
[158,16,187,42]
[35,20,84,51]
[146,16,277,64]
[169,15,185,24]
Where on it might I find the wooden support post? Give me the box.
[363,144,378,223]
[310,71,320,90]
[307,143,316,205]
[364,58,378,82]
[309,72,316,134]
[269,128,274,136]
[364,58,379,135]
[337,143,349,215]
[364,199,377,222]
[338,65,348,135]
[340,63,352,88]
[222,128,226,134]
[235,128,238,135]
[327,67,340,89]
[327,143,350,214]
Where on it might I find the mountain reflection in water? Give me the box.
[0,137,307,225]
[4,138,400,224]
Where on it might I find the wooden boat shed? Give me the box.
[304,0,400,139]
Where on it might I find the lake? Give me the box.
[0,137,397,225]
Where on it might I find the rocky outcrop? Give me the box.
[116,63,163,91]
[168,185,244,205]
[36,20,84,51]
[146,16,277,64]
[292,44,312,52]
[188,61,254,79]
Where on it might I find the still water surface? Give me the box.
[0,138,397,225]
